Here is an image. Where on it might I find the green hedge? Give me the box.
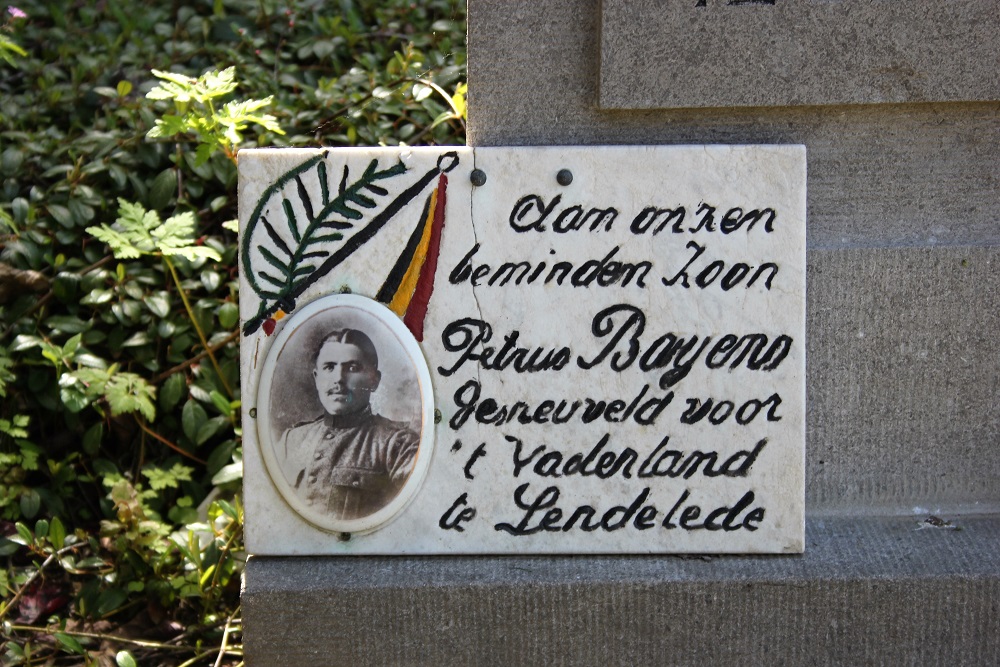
[0,1,465,663]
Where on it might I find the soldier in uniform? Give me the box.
[277,328,419,520]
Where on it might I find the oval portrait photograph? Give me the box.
[256,294,434,534]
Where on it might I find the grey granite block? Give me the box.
[599,0,1000,110]
[806,246,999,513]
[243,515,1000,666]
[468,0,1000,248]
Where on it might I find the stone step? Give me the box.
[243,514,1000,665]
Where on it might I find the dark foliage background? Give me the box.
[0,1,465,663]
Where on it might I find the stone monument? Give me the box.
[242,1,999,663]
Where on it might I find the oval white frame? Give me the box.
[256,294,435,535]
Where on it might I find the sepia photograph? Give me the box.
[256,294,433,533]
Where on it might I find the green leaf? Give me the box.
[55,632,86,655]
[217,301,239,329]
[76,353,107,369]
[68,199,96,224]
[196,415,229,445]
[160,373,186,412]
[412,82,433,102]
[10,335,42,352]
[0,208,17,234]
[105,373,156,421]
[0,415,29,439]
[90,200,213,260]
[142,462,194,490]
[12,196,29,224]
[200,270,221,292]
[210,390,231,416]
[49,516,66,549]
[1,147,23,175]
[15,521,33,544]
[146,114,189,140]
[149,169,178,210]
[59,381,91,413]
[34,518,49,539]
[47,315,89,334]
[211,461,243,485]
[146,293,171,318]
[83,422,104,456]
[88,224,143,259]
[216,499,239,520]
[96,587,128,616]
[82,288,114,306]
[48,203,74,227]
[182,399,207,442]
[194,142,214,167]
[169,504,199,524]
[0,537,20,556]
[163,244,222,262]
[116,650,138,667]
[20,490,41,519]
[151,210,195,248]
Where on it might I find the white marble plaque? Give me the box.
[239,145,806,554]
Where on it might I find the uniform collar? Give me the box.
[323,405,373,430]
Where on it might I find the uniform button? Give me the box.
[323,431,333,439]
[351,478,360,487]
[314,452,323,460]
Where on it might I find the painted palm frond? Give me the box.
[243,156,406,303]
[242,151,460,335]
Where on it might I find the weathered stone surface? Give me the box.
[468,1,1000,249]
[806,245,999,513]
[243,515,1000,666]
[599,0,1000,110]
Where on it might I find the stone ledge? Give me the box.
[243,514,1000,665]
